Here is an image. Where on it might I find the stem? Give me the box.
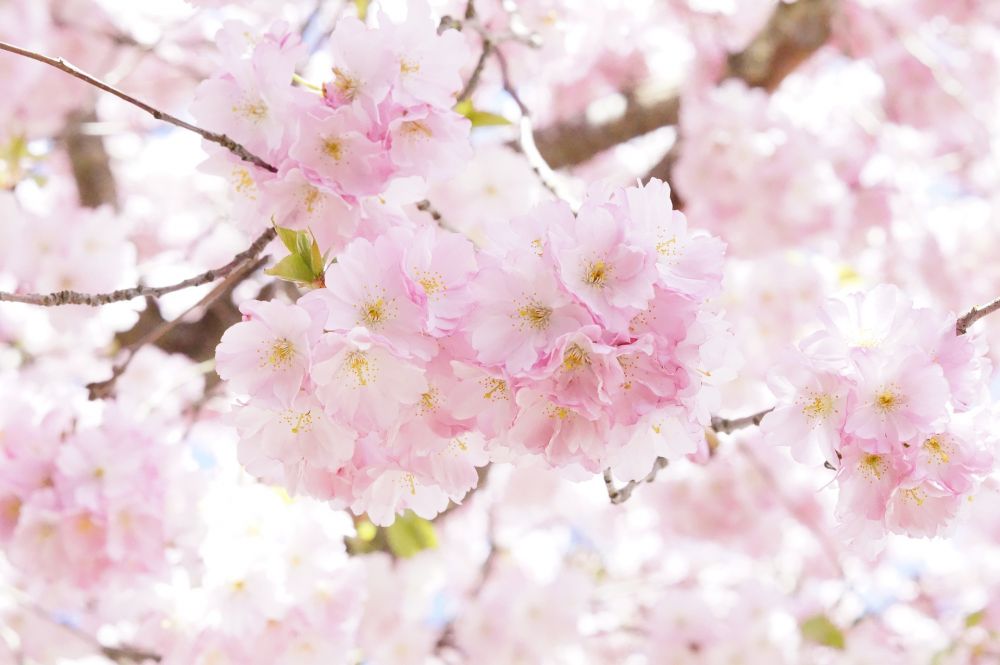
[956,296,1000,335]
[0,40,277,173]
[0,228,276,307]
[86,256,267,400]
[710,407,775,434]
[604,457,669,505]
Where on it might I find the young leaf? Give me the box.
[800,614,846,650]
[454,99,511,127]
[385,511,438,558]
[274,224,300,254]
[265,254,316,284]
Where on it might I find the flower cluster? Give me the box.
[762,285,995,544]
[191,2,472,252]
[216,178,736,524]
[0,402,178,588]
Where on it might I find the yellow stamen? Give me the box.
[262,338,295,369]
[583,260,611,288]
[561,343,590,372]
[517,302,552,330]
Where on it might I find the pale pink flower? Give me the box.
[288,105,393,200]
[381,0,471,109]
[467,254,591,375]
[236,393,357,492]
[400,225,479,336]
[885,480,962,538]
[836,442,910,522]
[305,234,437,360]
[549,202,658,333]
[624,178,725,300]
[354,468,450,526]
[323,16,396,110]
[311,328,428,430]
[216,299,316,405]
[508,389,610,472]
[761,359,850,464]
[191,35,303,157]
[387,105,472,181]
[844,352,949,447]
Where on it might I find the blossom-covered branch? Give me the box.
[0,40,277,173]
[0,227,275,307]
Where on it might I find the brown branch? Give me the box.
[956,296,1000,335]
[64,110,119,209]
[0,228,276,307]
[534,0,836,170]
[603,457,669,505]
[710,407,775,435]
[494,48,579,209]
[457,40,493,103]
[87,256,267,400]
[0,40,277,173]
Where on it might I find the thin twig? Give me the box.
[86,256,267,400]
[603,457,669,505]
[0,40,276,173]
[456,40,493,103]
[710,407,775,435]
[956,296,1000,335]
[0,228,276,307]
[493,48,580,210]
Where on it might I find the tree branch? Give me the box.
[956,296,1000,335]
[0,228,275,307]
[710,407,775,435]
[86,256,267,400]
[534,0,836,170]
[494,48,580,210]
[0,40,277,173]
[603,457,669,505]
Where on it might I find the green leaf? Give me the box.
[295,231,313,265]
[801,614,846,650]
[355,0,369,21]
[966,609,986,628]
[265,253,316,284]
[274,225,301,254]
[454,99,511,127]
[385,511,438,558]
[309,235,325,276]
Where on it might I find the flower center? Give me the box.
[583,260,611,288]
[359,297,389,329]
[561,343,590,372]
[264,338,295,369]
[874,387,903,413]
[481,377,508,401]
[923,436,951,465]
[322,138,343,161]
[801,392,835,420]
[859,453,887,481]
[517,302,553,330]
[281,410,314,435]
[344,350,374,387]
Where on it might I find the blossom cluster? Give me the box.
[762,285,995,544]
[0,401,178,589]
[191,2,472,252]
[216,178,736,524]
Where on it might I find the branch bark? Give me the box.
[956,296,1000,335]
[0,40,277,173]
[533,0,836,170]
[0,228,275,307]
